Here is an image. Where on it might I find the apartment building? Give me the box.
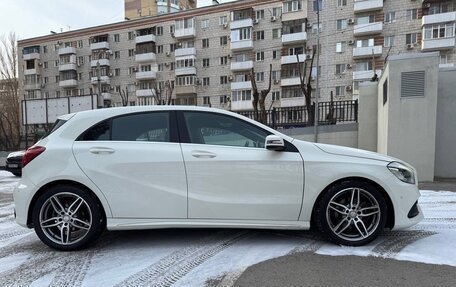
[125,0,196,19]
[17,0,456,115]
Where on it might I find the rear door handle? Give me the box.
[89,147,115,154]
[191,150,217,158]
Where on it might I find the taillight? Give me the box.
[22,146,46,168]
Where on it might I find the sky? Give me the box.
[0,0,236,40]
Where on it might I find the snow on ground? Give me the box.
[0,175,455,287]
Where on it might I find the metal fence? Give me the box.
[238,100,358,128]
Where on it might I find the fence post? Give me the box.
[354,99,358,122]
[272,108,276,129]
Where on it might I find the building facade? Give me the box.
[125,0,197,19]
[17,0,456,118]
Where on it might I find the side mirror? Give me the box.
[265,135,285,151]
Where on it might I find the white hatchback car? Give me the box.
[14,106,423,250]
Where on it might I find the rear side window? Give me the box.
[79,112,170,142]
[42,119,67,138]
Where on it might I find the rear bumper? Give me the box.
[13,175,36,228]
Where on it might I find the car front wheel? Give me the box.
[316,181,387,246]
[32,185,104,251]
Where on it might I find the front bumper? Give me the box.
[390,182,424,230]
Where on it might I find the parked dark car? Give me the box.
[6,151,25,176]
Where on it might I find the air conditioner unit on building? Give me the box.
[348,40,355,45]
[424,3,431,8]
[306,46,313,51]
[271,16,277,22]
[38,62,42,66]
[346,64,353,69]
[229,76,233,81]
[165,62,170,66]
[177,42,182,47]
[348,18,355,25]
[223,23,228,29]
[40,83,45,88]
[108,72,113,77]
[134,81,138,85]
[228,54,232,58]
[345,85,353,92]
[274,80,280,84]
[306,54,311,60]
[196,78,201,85]
[406,43,414,49]
[107,50,113,55]
[306,22,312,29]
[171,32,175,37]
[253,19,259,25]
[110,86,115,91]
[166,52,170,56]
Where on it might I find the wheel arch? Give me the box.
[310,176,395,229]
[27,180,107,228]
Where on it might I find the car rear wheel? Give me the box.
[316,181,387,246]
[32,185,104,251]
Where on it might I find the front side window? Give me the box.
[183,112,269,148]
[79,112,170,142]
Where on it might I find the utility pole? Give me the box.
[314,0,321,143]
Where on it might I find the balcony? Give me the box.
[440,63,455,68]
[136,34,156,44]
[231,100,253,111]
[281,77,301,87]
[422,37,456,51]
[90,42,109,50]
[352,45,383,59]
[175,47,196,58]
[24,68,38,75]
[59,79,78,88]
[91,76,110,85]
[422,12,456,26]
[282,32,307,45]
[136,70,157,80]
[354,0,383,13]
[231,81,252,90]
[58,47,76,55]
[176,85,197,95]
[91,59,110,67]
[353,22,383,36]
[175,66,197,76]
[102,93,112,100]
[230,60,254,71]
[24,83,41,90]
[174,27,196,39]
[231,40,254,51]
[230,18,253,30]
[23,53,40,60]
[282,10,307,22]
[135,52,157,63]
[281,54,307,65]
[353,69,382,81]
[136,89,154,97]
[281,97,304,108]
[59,62,77,71]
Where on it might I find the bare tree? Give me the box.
[0,32,20,150]
[119,86,129,106]
[297,49,317,125]
[151,80,174,105]
[249,64,272,124]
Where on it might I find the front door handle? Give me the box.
[89,147,115,155]
[191,150,217,158]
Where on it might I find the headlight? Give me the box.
[387,162,416,184]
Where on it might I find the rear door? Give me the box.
[72,111,187,219]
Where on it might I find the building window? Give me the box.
[406,33,418,44]
[313,0,323,12]
[272,28,281,39]
[56,91,60,98]
[231,27,252,41]
[201,19,209,29]
[440,54,448,65]
[202,38,209,48]
[424,23,455,39]
[356,61,373,71]
[272,7,282,17]
[384,12,396,23]
[384,35,395,47]
[54,60,59,67]
[357,15,374,25]
[219,16,228,25]
[44,77,48,83]
[77,40,83,48]
[312,23,322,33]
[256,51,265,61]
[203,96,210,105]
[272,91,280,101]
[170,25,175,34]
[43,46,47,53]
[220,56,228,65]
[335,64,347,75]
[337,0,346,7]
[356,38,374,48]
[157,26,163,36]
[55,75,60,83]
[220,36,228,46]
[256,72,264,82]
[128,49,135,57]
[203,58,210,67]
[114,34,120,42]
[273,50,281,59]
[43,61,48,69]
[128,32,135,40]
[336,41,346,53]
[335,86,345,97]
[170,43,177,52]
[283,1,303,13]
[157,45,163,53]
[114,51,120,59]
[220,76,228,84]
[255,10,265,20]
[337,19,347,30]
[272,70,281,81]
[231,90,252,102]
[406,9,418,21]
[203,77,210,86]
[256,31,265,40]
[220,95,228,104]
[115,68,120,76]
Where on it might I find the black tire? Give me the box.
[32,185,105,251]
[315,181,387,246]
[13,172,21,177]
